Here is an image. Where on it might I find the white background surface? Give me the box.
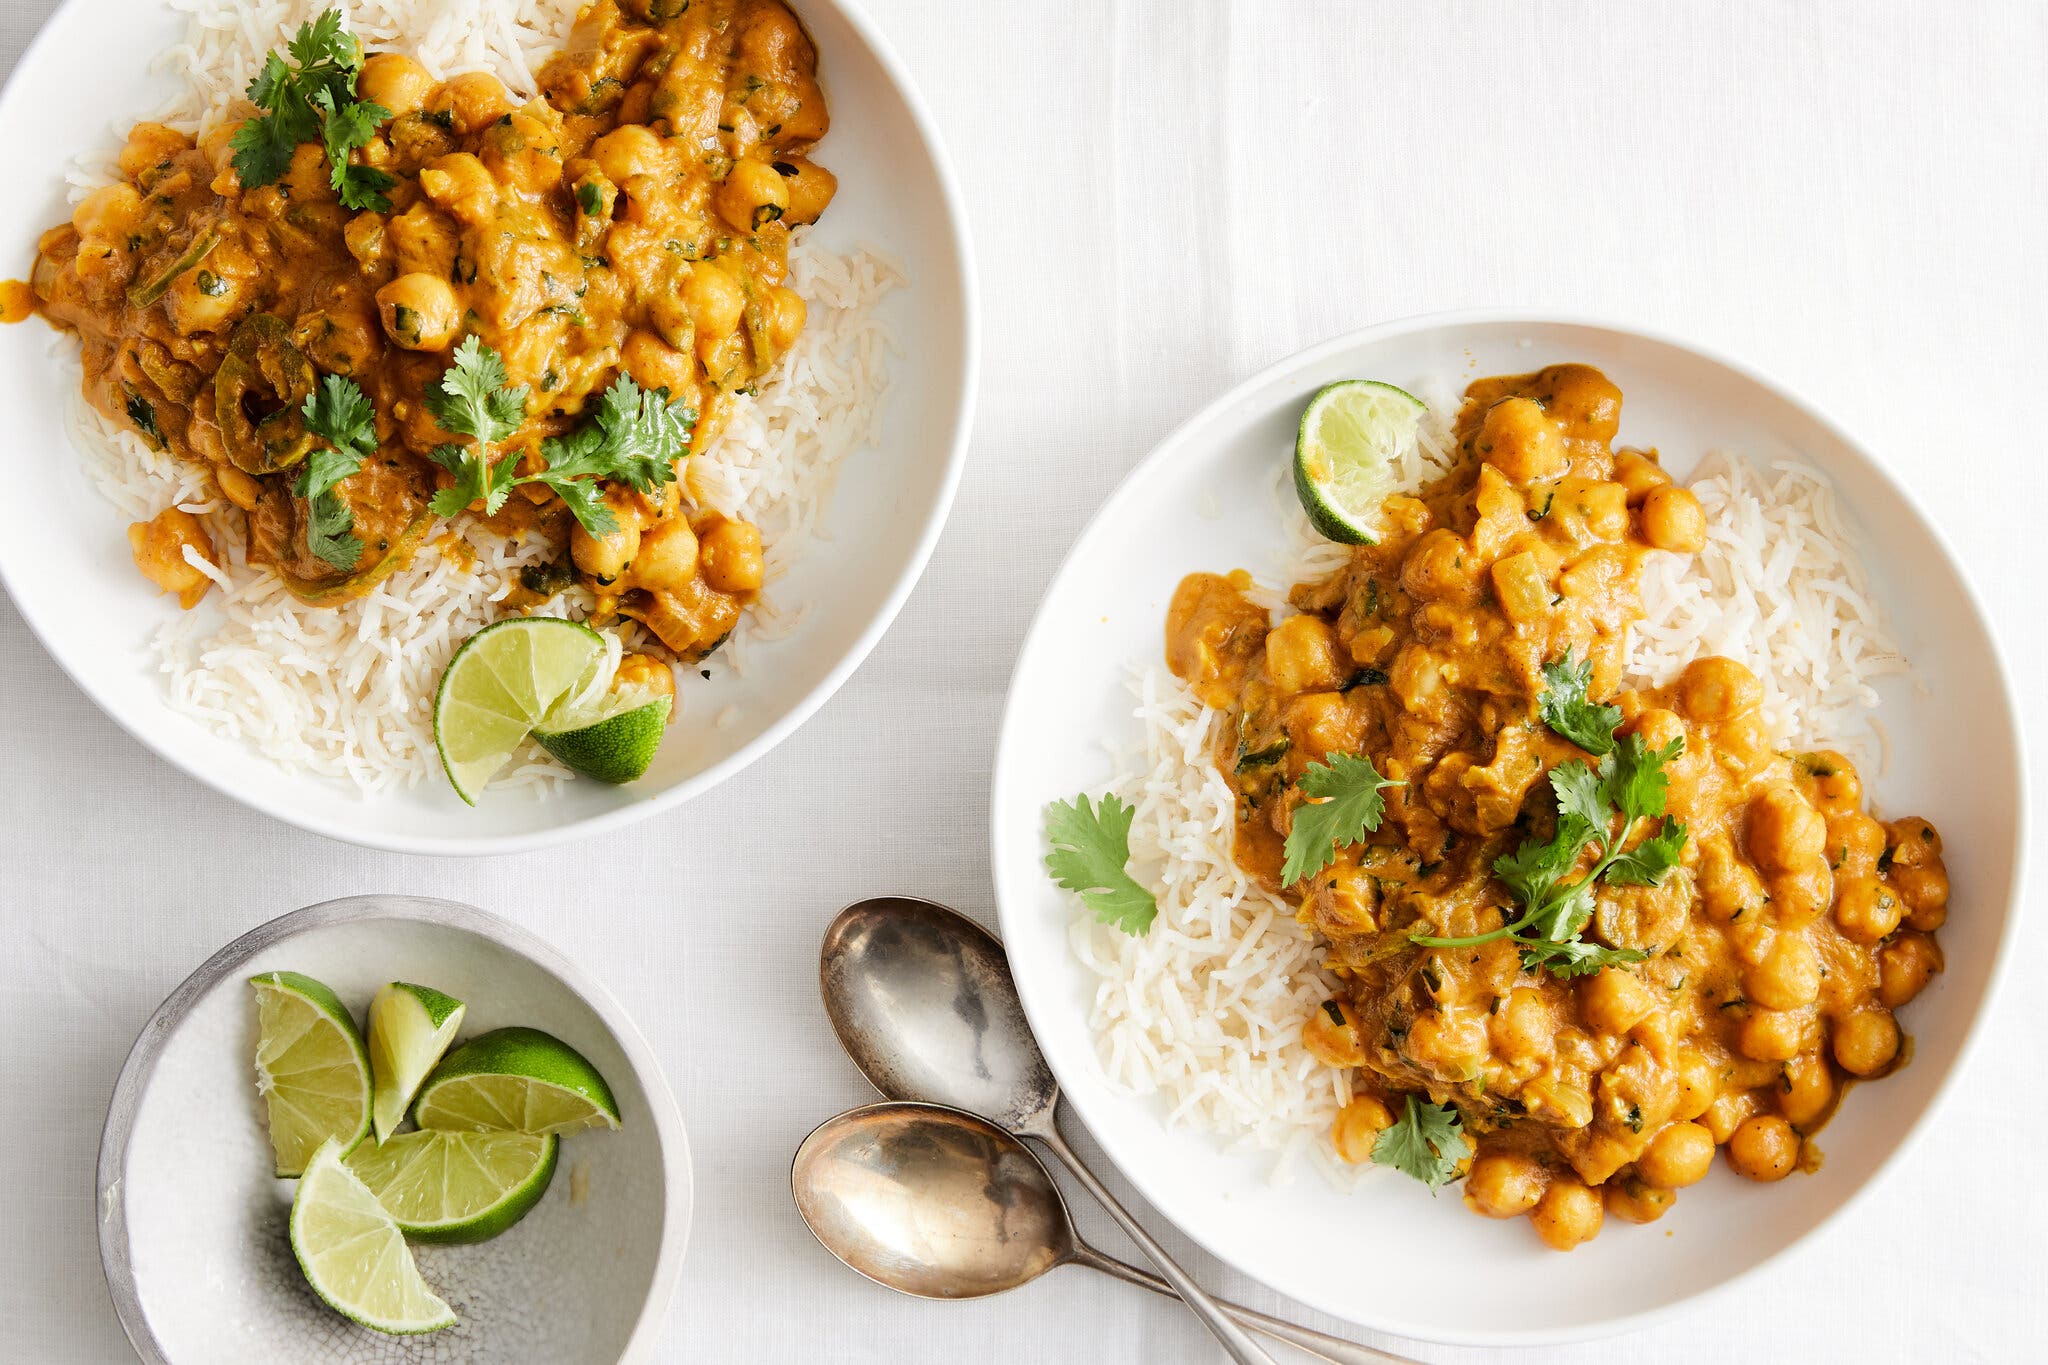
[1,1,2041,1362]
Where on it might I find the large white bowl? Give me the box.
[990,313,2026,1345]
[98,894,692,1363]
[0,0,976,854]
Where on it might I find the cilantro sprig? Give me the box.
[295,374,378,571]
[1373,1095,1471,1192]
[1044,793,1157,935]
[229,11,396,211]
[425,337,691,537]
[1280,752,1402,887]
[1537,651,1622,754]
[1413,731,1686,977]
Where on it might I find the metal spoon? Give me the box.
[792,1102,1410,1365]
[820,896,1302,1364]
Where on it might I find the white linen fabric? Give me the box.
[1,1,2042,1361]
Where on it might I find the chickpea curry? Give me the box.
[1166,364,1949,1250]
[24,0,839,663]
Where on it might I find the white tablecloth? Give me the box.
[4,1,2042,1361]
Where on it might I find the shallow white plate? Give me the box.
[98,894,692,1363]
[990,313,2026,1345]
[0,0,976,854]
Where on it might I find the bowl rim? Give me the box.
[95,893,695,1364]
[0,0,981,857]
[987,306,2030,1346]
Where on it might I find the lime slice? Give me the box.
[1293,380,1427,544]
[533,683,672,784]
[433,617,606,804]
[250,971,372,1178]
[367,982,467,1142]
[413,1026,622,1136]
[291,1139,456,1336]
[347,1129,558,1244]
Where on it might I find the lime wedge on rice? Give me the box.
[433,617,606,804]
[367,982,467,1142]
[1293,380,1427,544]
[346,1128,558,1245]
[291,1139,456,1335]
[533,682,672,785]
[413,1026,621,1136]
[250,971,372,1178]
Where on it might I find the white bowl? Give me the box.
[97,894,692,1363]
[989,312,2026,1345]
[0,0,976,855]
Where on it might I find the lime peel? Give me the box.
[291,1138,457,1336]
[1293,379,1427,544]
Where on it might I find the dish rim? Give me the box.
[94,893,696,1365]
[0,0,981,857]
[988,306,2029,1346]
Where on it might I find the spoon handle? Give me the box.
[1035,1118,1280,1365]
[1066,1243,1415,1365]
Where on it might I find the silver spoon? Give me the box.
[792,1102,1410,1365]
[820,896,1335,1365]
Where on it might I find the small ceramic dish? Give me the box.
[97,894,691,1363]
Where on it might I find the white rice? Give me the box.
[65,0,901,794]
[1071,396,1907,1180]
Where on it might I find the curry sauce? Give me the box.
[1166,365,1949,1249]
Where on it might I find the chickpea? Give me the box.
[1605,1177,1674,1225]
[358,53,435,118]
[284,141,335,203]
[117,122,191,180]
[614,652,677,709]
[430,71,512,134]
[1488,987,1553,1062]
[1579,967,1654,1037]
[622,328,697,400]
[1834,878,1903,943]
[1799,752,1862,811]
[684,261,747,341]
[1675,656,1762,725]
[1628,706,1688,757]
[215,466,262,512]
[294,305,384,378]
[1777,1052,1835,1128]
[1878,931,1944,1009]
[715,157,791,232]
[1832,812,1887,877]
[1400,528,1480,603]
[631,515,700,594]
[1832,1008,1901,1077]
[1463,1152,1546,1218]
[1672,1047,1721,1122]
[1639,484,1706,553]
[1747,785,1827,874]
[571,516,640,583]
[1610,448,1672,504]
[1264,614,1346,695]
[774,156,838,224]
[1726,1115,1800,1182]
[761,284,807,354]
[591,124,668,187]
[71,183,145,252]
[1697,837,1766,924]
[1301,998,1368,1068]
[126,507,216,609]
[1476,397,1568,482]
[698,519,766,594]
[1884,817,1943,868]
[1738,1006,1807,1063]
[1746,932,1821,1010]
[1700,1091,1749,1144]
[1403,1008,1489,1075]
[1637,1121,1715,1188]
[1892,862,1950,932]
[1330,1096,1394,1165]
[417,152,497,224]
[1772,864,1834,925]
[1528,1179,1603,1251]
[376,272,462,351]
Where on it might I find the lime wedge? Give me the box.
[1293,380,1427,544]
[250,971,372,1178]
[534,683,671,784]
[291,1139,457,1335]
[367,982,466,1142]
[413,1026,622,1136]
[433,618,606,804]
[347,1129,557,1244]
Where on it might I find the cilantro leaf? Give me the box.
[1602,731,1683,823]
[1044,793,1157,935]
[426,336,528,444]
[1372,1095,1471,1193]
[427,442,516,519]
[302,491,361,571]
[302,373,377,462]
[229,11,390,202]
[1548,760,1611,841]
[313,87,395,210]
[1281,752,1402,887]
[1518,937,1649,978]
[1538,652,1623,754]
[537,374,694,491]
[1605,815,1690,887]
[543,473,617,539]
[291,376,379,571]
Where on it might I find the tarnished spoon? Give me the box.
[821,896,1361,1364]
[792,1103,1411,1365]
